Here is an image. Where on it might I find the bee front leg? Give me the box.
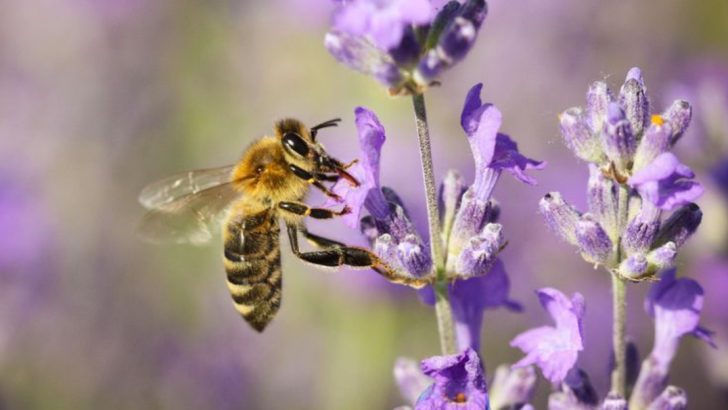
[278,201,349,219]
[287,164,343,201]
[285,225,431,289]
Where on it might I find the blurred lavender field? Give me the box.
[1,0,727,408]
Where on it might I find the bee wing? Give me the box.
[138,165,237,209]
[138,182,241,245]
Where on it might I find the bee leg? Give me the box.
[278,202,350,219]
[287,164,343,201]
[302,229,345,248]
[314,173,339,183]
[285,225,431,289]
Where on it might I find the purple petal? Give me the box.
[332,0,432,50]
[417,348,488,409]
[460,83,501,168]
[645,270,714,366]
[628,152,704,211]
[450,259,521,351]
[511,288,585,384]
[329,107,387,227]
[490,134,546,185]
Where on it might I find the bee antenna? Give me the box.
[310,118,342,140]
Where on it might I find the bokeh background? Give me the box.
[1,0,727,408]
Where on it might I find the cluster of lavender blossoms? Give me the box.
[325,0,487,94]
[321,1,715,408]
[329,83,545,408]
[527,68,715,409]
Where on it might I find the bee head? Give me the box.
[275,117,359,186]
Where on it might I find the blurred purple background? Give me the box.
[1,0,726,408]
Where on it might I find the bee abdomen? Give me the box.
[223,210,282,332]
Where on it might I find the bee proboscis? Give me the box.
[138,118,429,331]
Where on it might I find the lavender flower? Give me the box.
[543,68,704,281]
[330,106,432,278]
[628,152,704,212]
[416,348,488,409]
[334,84,540,329]
[325,0,488,94]
[630,270,714,409]
[511,288,585,384]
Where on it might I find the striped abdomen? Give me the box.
[223,209,282,332]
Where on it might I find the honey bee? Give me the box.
[138,118,429,332]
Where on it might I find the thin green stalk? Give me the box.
[411,93,456,355]
[610,183,630,396]
[611,274,627,396]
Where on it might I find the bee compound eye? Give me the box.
[282,133,309,157]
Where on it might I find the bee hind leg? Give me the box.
[285,225,431,289]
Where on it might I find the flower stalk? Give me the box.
[611,273,627,396]
[412,92,457,355]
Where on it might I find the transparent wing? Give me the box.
[137,182,241,245]
[139,165,237,209]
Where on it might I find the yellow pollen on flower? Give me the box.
[454,392,467,403]
[651,115,665,126]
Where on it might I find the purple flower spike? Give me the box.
[511,288,585,384]
[575,216,613,265]
[627,152,704,211]
[332,0,433,50]
[416,348,488,409]
[450,259,522,352]
[461,83,545,188]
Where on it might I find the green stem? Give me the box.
[610,183,630,396]
[610,274,627,396]
[411,93,456,355]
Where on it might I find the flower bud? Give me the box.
[397,234,432,277]
[575,215,613,265]
[449,188,497,254]
[438,169,466,241]
[373,234,401,268]
[602,393,628,410]
[488,365,537,410]
[619,253,650,281]
[602,103,637,172]
[539,192,582,245]
[646,242,677,271]
[654,203,702,248]
[559,107,603,162]
[587,164,619,238]
[586,80,614,133]
[623,202,661,255]
[619,67,650,137]
[663,99,692,145]
[648,385,687,410]
[563,367,599,406]
[455,223,503,277]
